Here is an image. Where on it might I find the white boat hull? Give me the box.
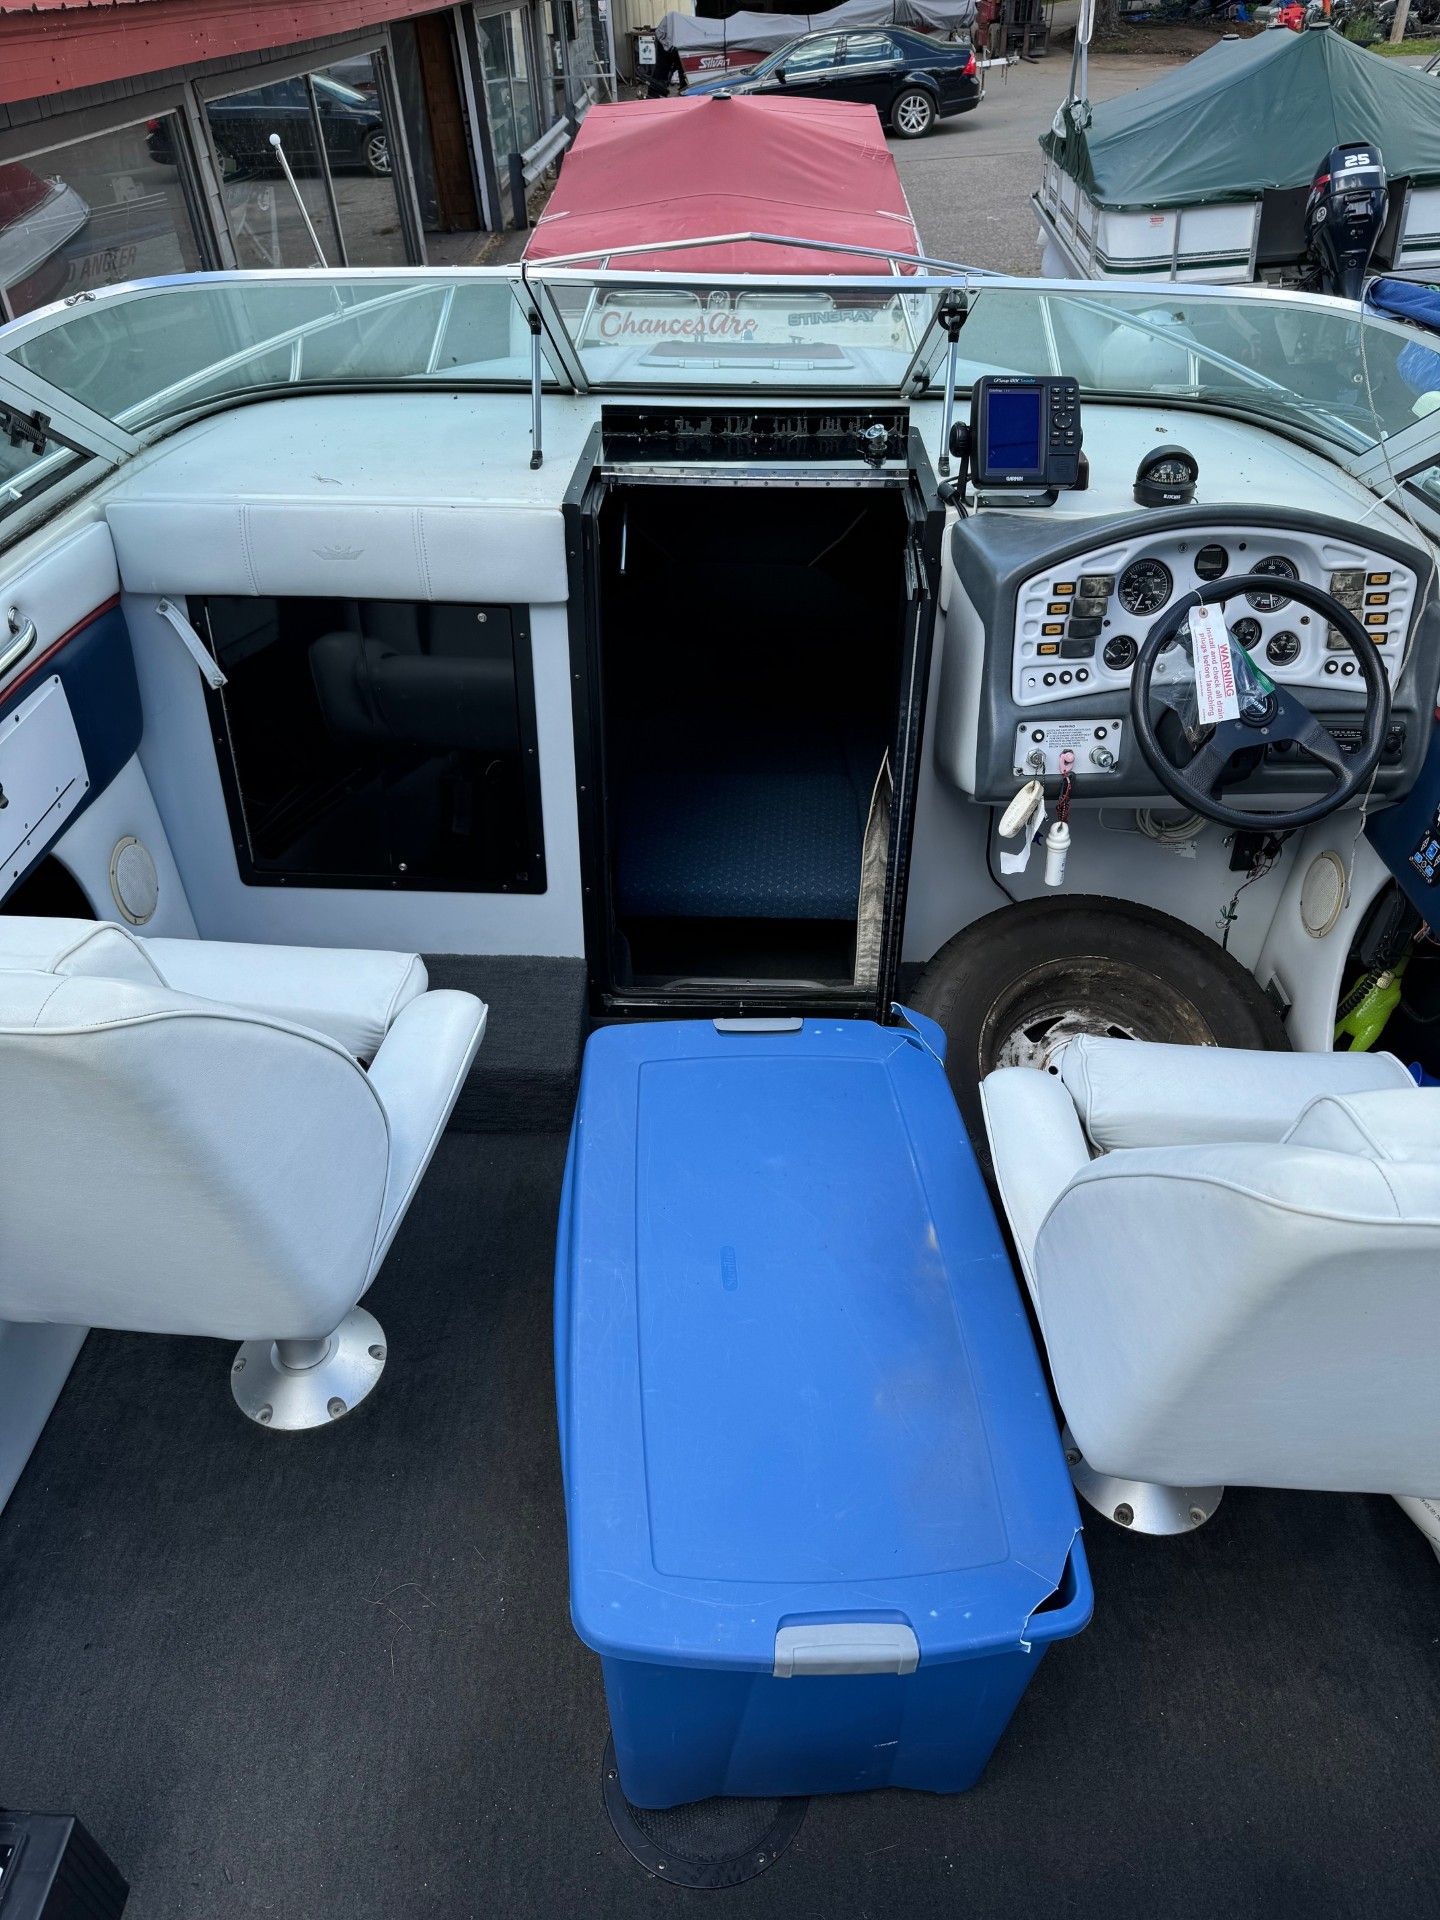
[1035,159,1440,285]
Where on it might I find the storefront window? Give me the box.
[389,18,485,264]
[477,10,541,174]
[313,57,409,268]
[205,79,340,270]
[206,62,408,273]
[1,120,204,320]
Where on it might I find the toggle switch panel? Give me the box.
[1013,719,1124,778]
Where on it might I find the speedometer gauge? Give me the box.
[1118,558,1173,617]
[1247,555,1300,612]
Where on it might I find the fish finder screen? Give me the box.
[986,388,1042,475]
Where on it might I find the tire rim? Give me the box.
[896,94,931,134]
[979,957,1217,1077]
[992,1007,1143,1074]
[367,132,390,174]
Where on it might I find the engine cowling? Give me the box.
[1304,142,1388,300]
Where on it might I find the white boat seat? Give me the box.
[980,1037,1437,1532]
[0,942,485,1433]
[0,915,427,1063]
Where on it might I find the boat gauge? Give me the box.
[1247,555,1300,612]
[1118,557,1174,617]
[1103,634,1138,671]
[1195,543,1229,581]
[1266,630,1302,667]
[1229,616,1262,649]
[1134,445,1198,507]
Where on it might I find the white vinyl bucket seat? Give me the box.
[981,1038,1439,1536]
[0,917,485,1433]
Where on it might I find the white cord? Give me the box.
[1136,807,1207,845]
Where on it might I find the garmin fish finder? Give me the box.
[959,375,1085,506]
[971,375,1084,489]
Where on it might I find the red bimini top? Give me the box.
[523,95,921,275]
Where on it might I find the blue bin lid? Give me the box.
[558,1015,1086,1674]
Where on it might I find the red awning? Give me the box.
[524,96,921,276]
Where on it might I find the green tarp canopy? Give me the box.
[1041,26,1440,210]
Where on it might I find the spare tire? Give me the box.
[911,895,1290,1140]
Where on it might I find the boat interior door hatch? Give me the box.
[567,422,942,1018]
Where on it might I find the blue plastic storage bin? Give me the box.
[556,1013,1091,1809]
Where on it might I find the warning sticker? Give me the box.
[1189,603,1239,726]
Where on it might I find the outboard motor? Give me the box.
[1304,142,1388,299]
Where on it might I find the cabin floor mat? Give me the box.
[0,1129,1438,1920]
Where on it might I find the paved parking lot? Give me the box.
[886,46,1185,272]
[492,35,1189,272]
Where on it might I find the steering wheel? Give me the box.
[1129,574,1391,831]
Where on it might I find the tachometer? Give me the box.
[1118,558,1173,618]
[1247,555,1300,613]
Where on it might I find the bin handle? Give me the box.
[712,1017,804,1035]
[773,1622,919,1678]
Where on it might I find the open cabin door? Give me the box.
[566,411,943,1021]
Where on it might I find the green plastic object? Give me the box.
[1335,959,1407,1053]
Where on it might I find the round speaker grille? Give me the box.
[109,836,159,925]
[1299,850,1347,940]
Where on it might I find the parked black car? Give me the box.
[147,74,389,181]
[686,27,982,138]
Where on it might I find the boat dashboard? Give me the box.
[937,495,1438,806]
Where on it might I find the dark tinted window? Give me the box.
[200,596,546,892]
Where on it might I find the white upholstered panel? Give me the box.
[1286,1089,1440,1161]
[984,1044,1440,1500]
[146,935,428,1065]
[106,501,569,605]
[0,970,391,1340]
[0,521,119,700]
[0,918,428,1063]
[1058,1034,1415,1150]
[1033,1143,1440,1494]
[0,964,485,1342]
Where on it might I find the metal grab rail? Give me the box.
[521,114,574,188]
[507,86,598,231]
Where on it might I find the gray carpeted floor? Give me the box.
[3,1129,1440,1920]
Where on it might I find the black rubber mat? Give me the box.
[602,1738,807,1888]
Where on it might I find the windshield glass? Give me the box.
[535,270,942,392]
[1,275,548,433]
[0,262,1436,466]
[531,271,1434,451]
[945,283,1431,456]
